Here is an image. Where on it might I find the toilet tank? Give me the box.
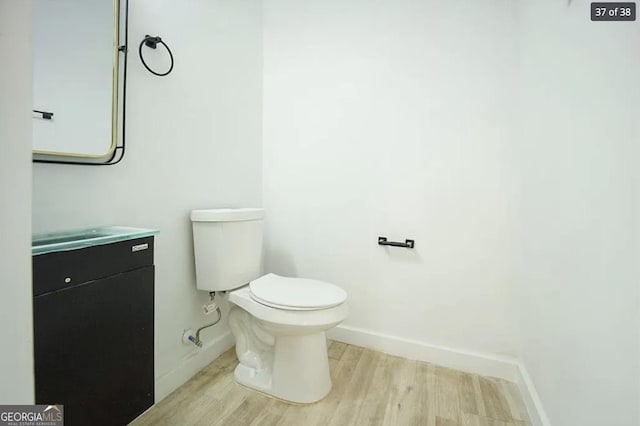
[190,208,264,292]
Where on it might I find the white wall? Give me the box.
[0,0,35,404]
[32,0,262,400]
[516,1,639,425]
[263,0,520,359]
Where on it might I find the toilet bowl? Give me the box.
[190,208,349,403]
[228,273,348,403]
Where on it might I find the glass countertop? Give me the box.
[32,226,159,256]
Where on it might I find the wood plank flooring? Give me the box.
[131,341,530,426]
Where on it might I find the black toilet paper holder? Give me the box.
[378,236,415,249]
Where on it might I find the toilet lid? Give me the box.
[249,273,347,310]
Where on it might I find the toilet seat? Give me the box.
[250,273,347,311]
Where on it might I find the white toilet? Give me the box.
[190,208,348,403]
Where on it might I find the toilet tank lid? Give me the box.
[191,208,264,222]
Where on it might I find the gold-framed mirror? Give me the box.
[32,0,128,165]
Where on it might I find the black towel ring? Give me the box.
[139,35,174,77]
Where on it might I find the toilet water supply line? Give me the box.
[188,292,222,348]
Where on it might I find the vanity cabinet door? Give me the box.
[33,265,154,426]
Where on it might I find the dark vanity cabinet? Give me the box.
[33,236,155,426]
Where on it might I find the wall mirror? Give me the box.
[32,0,128,165]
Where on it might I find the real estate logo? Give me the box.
[0,405,63,426]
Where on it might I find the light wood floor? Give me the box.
[132,341,531,426]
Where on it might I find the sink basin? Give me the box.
[32,226,159,255]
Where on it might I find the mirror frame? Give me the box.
[32,0,128,165]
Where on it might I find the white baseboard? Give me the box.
[327,325,549,425]
[154,331,235,403]
[327,325,520,381]
[515,361,552,426]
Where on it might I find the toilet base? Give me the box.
[233,331,332,404]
